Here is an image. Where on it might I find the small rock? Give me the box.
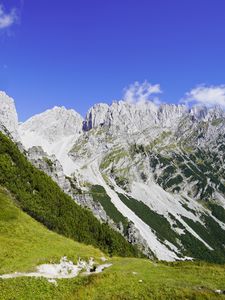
[100,257,107,262]
[48,279,58,286]
[215,289,225,295]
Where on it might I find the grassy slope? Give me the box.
[1,176,225,299]
[72,259,225,300]
[0,187,103,274]
[1,258,225,299]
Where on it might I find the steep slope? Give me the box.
[0,131,139,257]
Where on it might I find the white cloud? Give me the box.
[0,4,17,29]
[123,81,162,104]
[182,85,225,108]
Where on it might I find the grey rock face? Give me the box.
[27,146,71,192]
[127,222,153,257]
[75,194,109,222]
[20,106,83,144]
[0,91,19,141]
[83,103,109,131]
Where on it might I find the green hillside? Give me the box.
[0,131,139,257]
[0,187,103,274]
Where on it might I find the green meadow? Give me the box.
[1,187,225,300]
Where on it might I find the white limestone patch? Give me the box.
[0,257,112,280]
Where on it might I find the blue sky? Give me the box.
[1,0,225,121]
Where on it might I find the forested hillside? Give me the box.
[0,132,139,257]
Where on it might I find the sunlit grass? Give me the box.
[0,187,103,274]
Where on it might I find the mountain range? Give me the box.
[1,91,225,263]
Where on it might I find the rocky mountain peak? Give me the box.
[0,91,19,141]
[83,100,191,133]
[190,105,208,120]
[83,103,109,131]
[83,100,159,132]
[19,106,84,144]
[157,104,188,127]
